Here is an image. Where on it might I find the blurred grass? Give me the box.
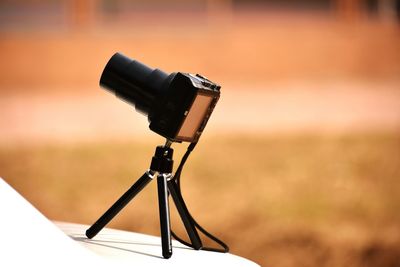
[1,133,400,267]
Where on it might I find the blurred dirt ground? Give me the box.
[1,134,400,267]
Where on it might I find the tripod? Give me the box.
[85,140,202,259]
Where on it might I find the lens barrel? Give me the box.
[100,52,172,115]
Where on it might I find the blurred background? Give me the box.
[1,0,400,266]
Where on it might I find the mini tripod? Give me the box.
[85,140,202,259]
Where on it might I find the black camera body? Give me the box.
[149,72,220,143]
[100,53,220,143]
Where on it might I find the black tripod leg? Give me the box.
[157,174,172,259]
[168,180,203,250]
[86,170,155,239]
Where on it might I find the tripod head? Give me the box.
[150,140,174,175]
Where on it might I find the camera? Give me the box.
[100,53,220,143]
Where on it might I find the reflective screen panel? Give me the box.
[177,93,213,141]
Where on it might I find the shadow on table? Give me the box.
[69,233,193,259]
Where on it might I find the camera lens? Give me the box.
[100,52,172,115]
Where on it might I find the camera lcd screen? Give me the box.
[176,93,214,141]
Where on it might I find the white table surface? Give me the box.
[0,178,260,267]
[57,222,260,266]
